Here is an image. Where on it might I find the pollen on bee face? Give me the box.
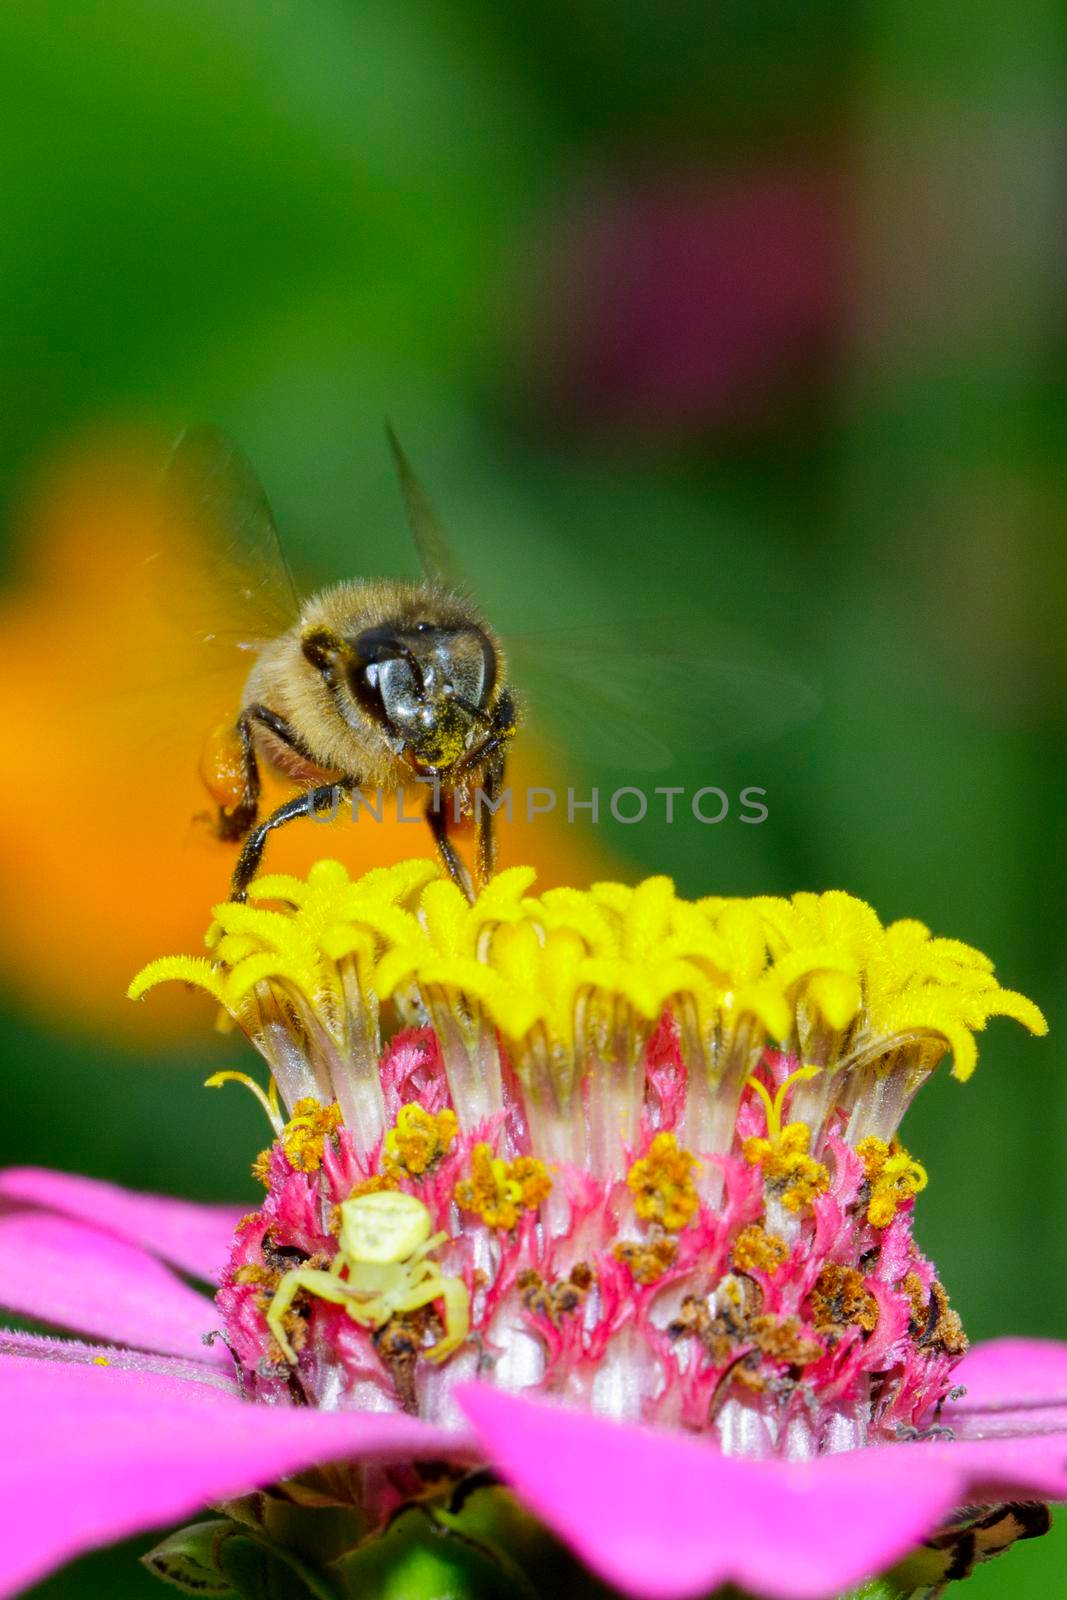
[133,861,1046,1456]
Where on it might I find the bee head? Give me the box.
[304,619,496,770]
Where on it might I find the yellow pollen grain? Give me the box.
[233,1263,277,1288]
[453,1143,552,1230]
[347,1173,399,1202]
[732,1224,788,1275]
[626,1132,700,1232]
[281,1098,344,1173]
[744,1121,829,1214]
[857,1135,928,1228]
[383,1103,458,1177]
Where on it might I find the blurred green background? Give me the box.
[2,1,1064,1595]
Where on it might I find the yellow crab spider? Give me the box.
[265,1190,470,1367]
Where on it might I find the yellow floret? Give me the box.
[383,1103,458,1177]
[453,1143,552,1230]
[130,864,1048,1139]
[626,1132,700,1232]
[743,1065,831,1213]
[857,1135,928,1228]
[281,1098,343,1172]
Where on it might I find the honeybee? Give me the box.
[168,426,514,901]
[164,426,819,904]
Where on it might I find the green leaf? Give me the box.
[837,1583,910,1600]
[337,1507,534,1600]
[141,1519,237,1595]
[215,1531,345,1600]
[142,1517,345,1600]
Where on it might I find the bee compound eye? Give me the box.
[352,624,404,664]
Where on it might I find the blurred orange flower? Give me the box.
[0,438,612,1040]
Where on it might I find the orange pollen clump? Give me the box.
[613,1232,679,1285]
[742,1122,830,1214]
[626,1132,700,1232]
[809,1263,879,1335]
[453,1144,552,1230]
[233,1262,279,1290]
[901,1271,968,1356]
[281,1098,344,1173]
[751,1314,823,1367]
[383,1103,459,1177]
[856,1136,928,1228]
[731,1224,788,1275]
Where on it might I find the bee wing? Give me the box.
[379,433,818,770]
[508,620,820,773]
[157,424,301,654]
[385,425,467,589]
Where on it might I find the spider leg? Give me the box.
[394,1273,471,1363]
[266,1266,364,1364]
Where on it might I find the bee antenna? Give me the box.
[384,422,462,588]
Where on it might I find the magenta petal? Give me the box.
[0,1166,243,1282]
[458,1386,963,1600]
[942,1338,1067,1440]
[949,1337,1067,1407]
[0,1211,229,1365]
[907,1430,1067,1501]
[0,1353,471,1599]
[0,1330,238,1399]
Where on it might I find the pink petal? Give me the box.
[943,1338,1067,1440]
[457,1384,1067,1600]
[0,1167,243,1282]
[0,1211,229,1365]
[951,1337,1067,1406]
[0,1329,238,1400]
[0,1352,471,1599]
[908,1430,1067,1502]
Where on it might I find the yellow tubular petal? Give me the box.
[224,951,321,1006]
[773,946,861,992]
[588,882,633,916]
[473,865,538,924]
[419,879,474,955]
[374,947,426,1002]
[731,980,791,1042]
[211,902,313,955]
[980,988,1048,1036]
[244,872,318,906]
[622,876,676,960]
[127,955,226,1004]
[129,862,1047,1117]
[806,970,863,1031]
[533,887,618,951]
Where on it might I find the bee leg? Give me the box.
[205,712,262,842]
[450,692,516,783]
[221,704,327,847]
[231,783,348,901]
[243,703,321,765]
[448,692,515,892]
[425,792,474,902]
[476,750,506,890]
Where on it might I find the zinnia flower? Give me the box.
[2,860,1064,1599]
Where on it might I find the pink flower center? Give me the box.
[217,1018,965,1460]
